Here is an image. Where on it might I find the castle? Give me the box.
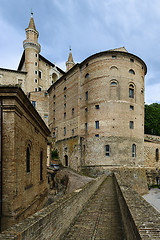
[0,13,160,232]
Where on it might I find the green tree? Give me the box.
[145,103,160,136]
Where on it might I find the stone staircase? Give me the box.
[62,176,125,240]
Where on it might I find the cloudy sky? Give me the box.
[0,0,160,104]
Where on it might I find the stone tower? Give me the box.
[23,12,41,93]
[66,48,75,71]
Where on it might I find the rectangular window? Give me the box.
[95,134,99,137]
[85,123,87,133]
[130,121,134,129]
[53,132,55,138]
[39,70,42,79]
[35,79,37,83]
[64,127,66,136]
[72,129,74,135]
[35,62,37,66]
[35,88,37,92]
[95,121,99,129]
[132,144,136,158]
[85,107,88,112]
[39,87,42,91]
[105,145,110,156]
[64,103,66,108]
[32,101,36,108]
[35,53,38,57]
[156,148,159,162]
[95,105,99,109]
[35,70,37,75]
[64,112,66,118]
[130,105,134,110]
[72,108,74,114]
[85,91,88,101]
[40,151,43,181]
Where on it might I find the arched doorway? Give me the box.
[64,155,68,167]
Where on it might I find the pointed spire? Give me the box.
[28,10,36,31]
[66,47,75,71]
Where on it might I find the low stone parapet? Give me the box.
[115,172,160,239]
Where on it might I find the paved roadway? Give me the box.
[62,176,125,240]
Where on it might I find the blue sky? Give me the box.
[0,0,160,104]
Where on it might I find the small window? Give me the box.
[141,88,144,94]
[95,105,99,109]
[64,87,67,91]
[32,101,36,108]
[112,55,117,59]
[72,108,74,114]
[53,118,55,121]
[64,112,66,118]
[72,129,74,135]
[35,62,37,66]
[85,123,87,133]
[130,105,134,110]
[44,114,48,118]
[105,145,110,156]
[86,63,88,67]
[54,102,55,105]
[53,132,55,138]
[35,88,37,92]
[39,70,42,79]
[35,79,37,83]
[85,107,88,112]
[35,70,37,75]
[53,95,56,99]
[35,53,38,57]
[64,95,66,99]
[26,145,31,173]
[130,121,134,129]
[132,144,136,158]
[40,151,43,181]
[129,87,134,98]
[110,81,117,86]
[85,73,89,78]
[85,91,88,101]
[95,134,99,137]
[64,103,66,108]
[64,127,66,136]
[95,121,99,129]
[39,87,42,91]
[156,148,159,162]
[130,58,134,62]
[129,69,135,75]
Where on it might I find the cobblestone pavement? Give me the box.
[62,176,125,240]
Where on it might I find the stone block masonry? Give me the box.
[0,174,106,240]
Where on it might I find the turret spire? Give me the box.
[66,47,75,71]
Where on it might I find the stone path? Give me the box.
[61,176,125,240]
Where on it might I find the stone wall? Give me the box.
[0,174,106,240]
[0,86,50,231]
[115,172,160,239]
[144,134,160,169]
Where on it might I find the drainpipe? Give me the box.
[0,98,3,232]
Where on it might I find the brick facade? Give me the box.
[0,86,50,231]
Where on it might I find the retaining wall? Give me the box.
[0,174,106,240]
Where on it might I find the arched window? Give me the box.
[156,148,159,162]
[132,144,136,158]
[85,73,89,78]
[110,81,117,86]
[26,145,31,173]
[40,151,43,180]
[129,84,134,98]
[129,69,135,75]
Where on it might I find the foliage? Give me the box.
[145,103,160,136]
[51,149,59,159]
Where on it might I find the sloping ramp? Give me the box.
[62,176,125,240]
